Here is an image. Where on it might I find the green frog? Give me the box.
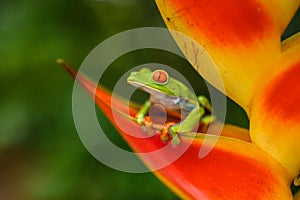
[127,68,213,145]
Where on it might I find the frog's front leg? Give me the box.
[135,100,157,135]
[168,106,205,145]
[135,99,151,125]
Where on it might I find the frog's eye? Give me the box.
[152,70,169,85]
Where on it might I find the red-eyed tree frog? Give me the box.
[127,68,214,145]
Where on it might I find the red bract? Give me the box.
[60,61,293,199]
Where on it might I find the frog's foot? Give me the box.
[141,116,151,126]
[161,122,181,145]
[199,115,216,132]
[139,116,155,136]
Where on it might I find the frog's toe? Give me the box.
[160,122,181,145]
[141,116,152,127]
[160,122,175,142]
[201,115,215,125]
[160,132,170,142]
[140,116,156,135]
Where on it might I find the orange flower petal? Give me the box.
[250,39,300,178]
[155,0,299,112]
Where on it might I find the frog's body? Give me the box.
[150,93,194,116]
[127,68,213,145]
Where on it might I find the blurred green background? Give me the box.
[0,0,299,199]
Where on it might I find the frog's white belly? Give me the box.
[150,93,182,110]
[140,85,195,113]
[150,93,196,116]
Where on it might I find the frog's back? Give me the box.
[166,78,197,101]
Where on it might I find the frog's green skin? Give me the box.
[127,68,213,145]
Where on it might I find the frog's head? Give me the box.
[127,68,176,96]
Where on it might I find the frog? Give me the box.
[127,68,214,145]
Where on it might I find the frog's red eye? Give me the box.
[152,70,169,85]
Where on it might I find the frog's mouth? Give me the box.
[127,80,164,95]
[126,80,143,88]
[128,80,180,100]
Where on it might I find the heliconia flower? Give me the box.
[60,61,295,199]
[155,0,300,186]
